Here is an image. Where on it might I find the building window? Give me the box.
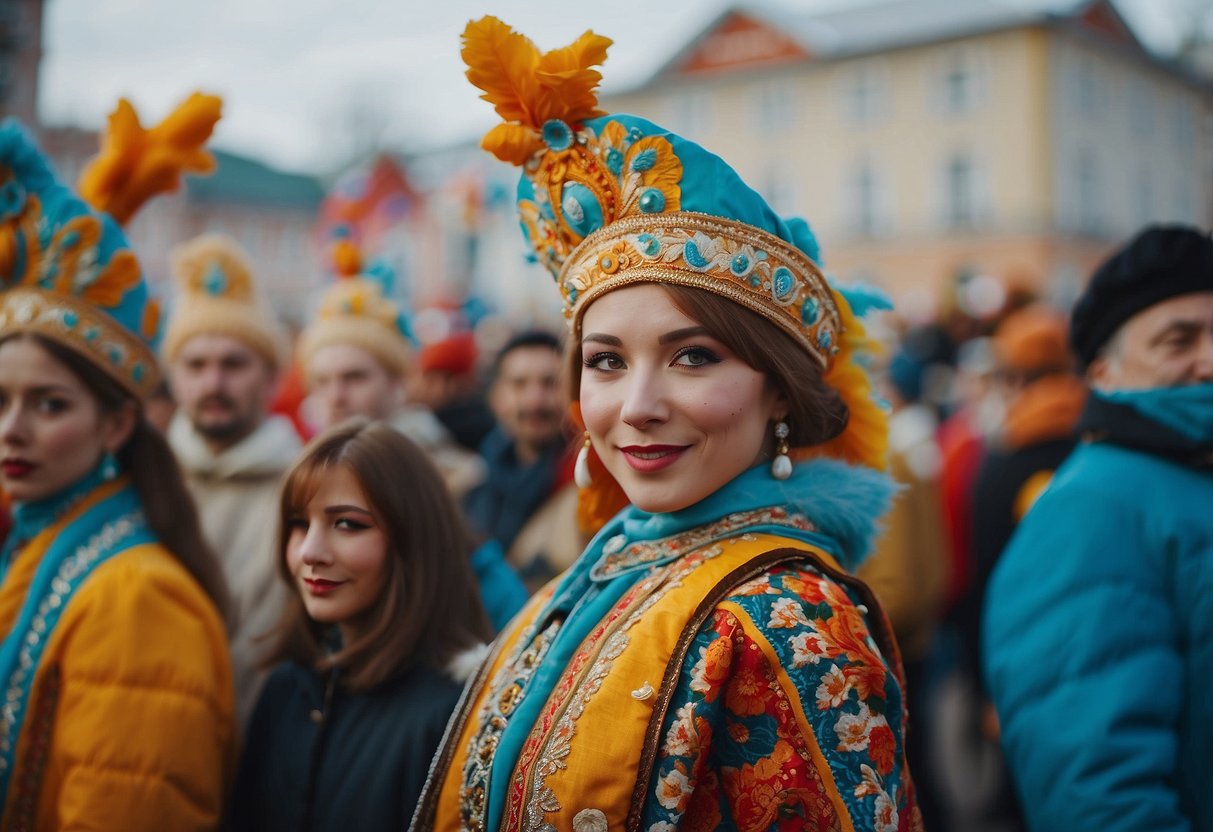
[1174,97,1196,148]
[932,47,985,116]
[754,79,797,131]
[1129,79,1154,138]
[1070,56,1103,117]
[848,158,888,236]
[1075,150,1101,234]
[841,62,888,126]
[1134,169,1154,227]
[942,58,974,113]
[944,153,978,228]
[664,87,713,140]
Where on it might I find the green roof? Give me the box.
[185,149,324,210]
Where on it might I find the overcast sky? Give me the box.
[38,0,1200,174]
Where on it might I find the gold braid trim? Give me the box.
[560,212,842,370]
[0,289,159,400]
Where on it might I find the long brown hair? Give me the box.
[566,284,849,448]
[268,419,492,691]
[17,334,230,618]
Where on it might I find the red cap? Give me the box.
[419,332,477,376]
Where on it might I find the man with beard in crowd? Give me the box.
[464,331,582,591]
[984,225,1213,832]
[164,234,301,727]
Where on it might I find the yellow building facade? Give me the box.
[601,0,1213,312]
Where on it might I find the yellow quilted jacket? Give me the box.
[0,492,236,831]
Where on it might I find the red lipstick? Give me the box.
[303,578,345,596]
[618,444,688,473]
[1,459,35,479]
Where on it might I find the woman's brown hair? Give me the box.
[18,334,230,618]
[566,284,849,449]
[267,419,492,691]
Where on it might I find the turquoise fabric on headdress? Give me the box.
[517,113,823,267]
[0,119,161,393]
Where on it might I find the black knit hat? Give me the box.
[1070,225,1213,369]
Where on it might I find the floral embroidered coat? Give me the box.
[413,461,921,832]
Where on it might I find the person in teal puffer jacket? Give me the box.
[983,224,1213,832]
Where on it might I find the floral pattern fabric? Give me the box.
[642,564,918,832]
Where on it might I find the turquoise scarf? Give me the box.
[1101,382,1213,445]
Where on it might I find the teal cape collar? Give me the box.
[0,465,108,583]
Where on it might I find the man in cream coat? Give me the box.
[163,234,301,727]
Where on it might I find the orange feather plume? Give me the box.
[462,16,612,165]
[78,92,222,226]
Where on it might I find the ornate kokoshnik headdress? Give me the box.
[462,16,889,483]
[0,93,222,400]
[297,238,415,378]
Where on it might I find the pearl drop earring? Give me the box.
[575,432,594,488]
[771,421,792,480]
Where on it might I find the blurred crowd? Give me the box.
[0,72,1210,832]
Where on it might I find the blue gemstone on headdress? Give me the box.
[84,326,100,342]
[541,120,574,152]
[0,180,26,221]
[684,240,710,271]
[630,149,657,172]
[566,285,578,303]
[131,363,145,383]
[749,274,762,287]
[638,188,665,213]
[730,254,751,277]
[107,345,123,364]
[560,183,604,237]
[61,310,78,330]
[817,329,833,349]
[628,127,644,141]
[636,233,661,257]
[606,148,624,176]
[801,297,819,325]
[772,267,795,301]
[203,263,227,296]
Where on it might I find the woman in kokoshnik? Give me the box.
[412,18,922,832]
[0,98,236,830]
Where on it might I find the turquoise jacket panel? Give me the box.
[983,441,1213,832]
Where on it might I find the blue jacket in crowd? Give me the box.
[983,385,1213,832]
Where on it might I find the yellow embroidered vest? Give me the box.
[416,528,898,832]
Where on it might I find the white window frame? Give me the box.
[932,45,988,117]
[839,59,890,127]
